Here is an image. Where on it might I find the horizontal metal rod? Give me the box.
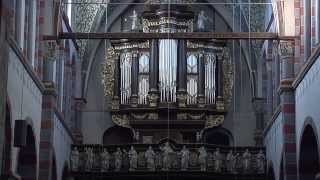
[46,32,297,40]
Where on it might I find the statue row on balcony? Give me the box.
[70,144,265,174]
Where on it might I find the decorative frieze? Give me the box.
[71,143,266,174]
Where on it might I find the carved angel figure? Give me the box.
[100,148,110,172]
[128,146,138,171]
[198,146,207,171]
[130,10,139,31]
[70,147,79,171]
[145,146,156,171]
[180,145,190,171]
[197,10,208,31]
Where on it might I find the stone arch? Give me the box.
[299,119,320,180]
[17,124,37,180]
[102,126,134,145]
[1,99,13,178]
[202,127,234,146]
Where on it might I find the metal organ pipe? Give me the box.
[159,39,178,102]
[204,54,216,104]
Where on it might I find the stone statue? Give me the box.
[213,148,223,173]
[242,149,252,172]
[128,146,138,171]
[145,146,156,171]
[100,148,110,172]
[197,10,208,31]
[129,10,139,31]
[256,150,265,173]
[160,142,174,171]
[180,145,190,171]
[85,147,94,171]
[198,146,207,171]
[70,147,79,171]
[226,150,238,173]
[114,147,123,171]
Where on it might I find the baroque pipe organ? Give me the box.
[102,3,234,144]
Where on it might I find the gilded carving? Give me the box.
[131,113,149,120]
[177,93,187,107]
[279,40,294,57]
[187,113,205,120]
[223,47,234,109]
[111,115,130,128]
[205,115,224,128]
[148,93,159,107]
[177,113,187,120]
[102,48,115,99]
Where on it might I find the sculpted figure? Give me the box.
[160,142,174,171]
[226,150,239,173]
[100,148,110,172]
[198,146,207,171]
[70,147,79,171]
[180,145,190,171]
[128,146,138,171]
[145,146,156,171]
[85,147,94,171]
[114,147,123,171]
[256,150,265,173]
[130,10,139,30]
[213,148,223,173]
[197,10,208,31]
[242,149,252,172]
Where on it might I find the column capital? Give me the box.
[279,40,294,58]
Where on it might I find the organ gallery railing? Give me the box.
[70,143,266,175]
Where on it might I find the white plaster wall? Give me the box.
[295,56,320,162]
[53,114,73,180]
[7,48,42,178]
[264,112,283,180]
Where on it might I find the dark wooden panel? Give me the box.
[46,32,297,40]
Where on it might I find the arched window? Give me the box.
[187,54,198,104]
[138,54,149,104]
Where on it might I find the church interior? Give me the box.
[0,0,320,180]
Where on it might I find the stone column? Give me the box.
[177,40,187,107]
[252,97,265,146]
[197,52,205,107]
[148,39,159,107]
[39,41,58,180]
[0,1,10,172]
[304,0,311,60]
[279,40,297,180]
[131,52,139,106]
[266,42,273,120]
[216,52,224,110]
